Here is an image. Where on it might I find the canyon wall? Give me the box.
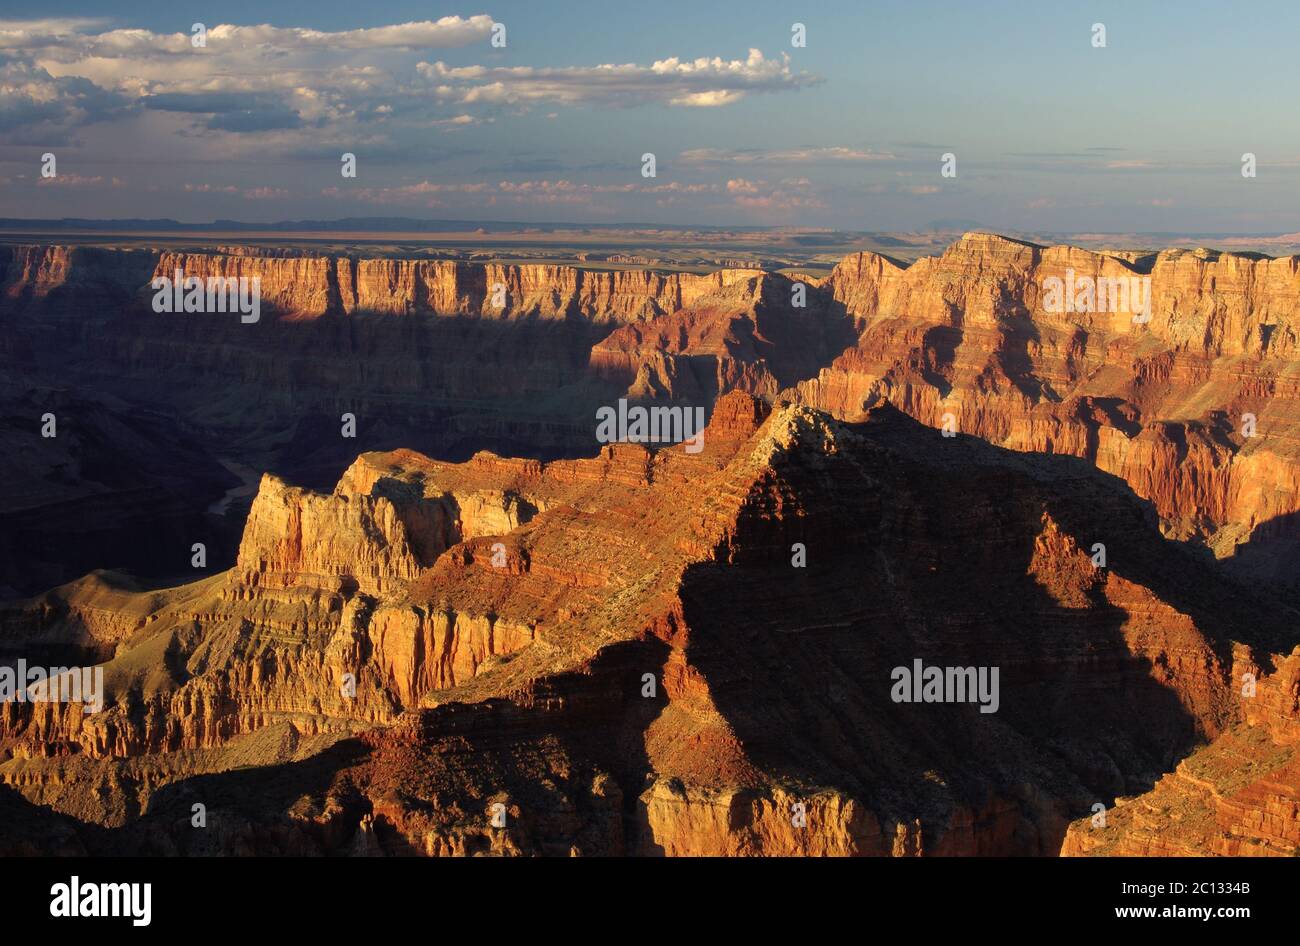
[785,234,1300,594]
[10,236,1300,574]
[2,393,1289,854]
[2,244,768,322]
[6,235,1300,854]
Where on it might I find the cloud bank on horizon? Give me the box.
[3,1,1300,232]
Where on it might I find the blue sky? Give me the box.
[3,1,1299,231]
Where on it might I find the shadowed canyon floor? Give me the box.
[5,234,1300,854]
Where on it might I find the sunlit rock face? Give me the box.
[4,235,1300,855]
[795,234,1300,591]
[2,391,1291,855]
[10,234,1300,577]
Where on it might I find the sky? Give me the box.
[3,0,1300,232]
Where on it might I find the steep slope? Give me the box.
[792,233,1300,597]
[588,269,856,402]
[9,235,1300,602]
[2,393,1291,854]
[0,246,828,596]
[8,234,1300,856]
[1061,647,1300,856]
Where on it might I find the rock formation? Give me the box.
[1,392,1293,854]
[794,233,1300,591]
[5,233,1300,855]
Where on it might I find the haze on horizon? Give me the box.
[3,0,1300,233]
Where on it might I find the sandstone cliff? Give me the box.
[789,233,1300,596]
[1060,646,1300,857]
[2,245,769,323]
[6,234,1300,855]
[2,393,1289,854]
[10,235,1300,601]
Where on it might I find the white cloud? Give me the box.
[9,17,493,62]
[0,17,828,223]
[0,17,818,164]
[669,90,745,107]
[416,48,817,108]
[0,17,109,47]
[324,177,725,208]
[680,146,894,164]
[202,19,495,51]
[319,174,824,214]
[866,182,940,195]
[0,17,502,144]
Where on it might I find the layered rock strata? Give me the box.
[2,394,1290,854]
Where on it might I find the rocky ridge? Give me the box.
[8,234,1300,588]
[6,233,1300,854]
[1,392,1294,854]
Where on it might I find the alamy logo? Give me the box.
[151,269,261,323]
[50,876,151,926]
[891,660,1000,714]
[595,398,705,453]
[1040,270,1151,323]
[0,661,103,713]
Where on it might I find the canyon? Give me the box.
[3,233,1300,855]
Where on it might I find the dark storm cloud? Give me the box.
[142,92,280,114]
[204,108,305,132]
[0,62,130,133]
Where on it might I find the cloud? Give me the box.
[416,49,818,108]
[10,17,494,64]
[669,90,745,107]
[36,172,120,187]
[322,177,726,209]
[866,182,940,195]
[732,192,825,211]
[197,19,495,51]
[27,21,489,98]
[0,60,129,141]
[725,175,824,211]
[208,106,306,133]
[142,92,273,114]
[0,19,838,226]
[318,172,826,214]
[137,91,305,132]
[0,17,109,46]
[242,186,289,199]
[0,17,494,142]
[0,17,818,178]
[431,114,483,128]
[680,146,892,164]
